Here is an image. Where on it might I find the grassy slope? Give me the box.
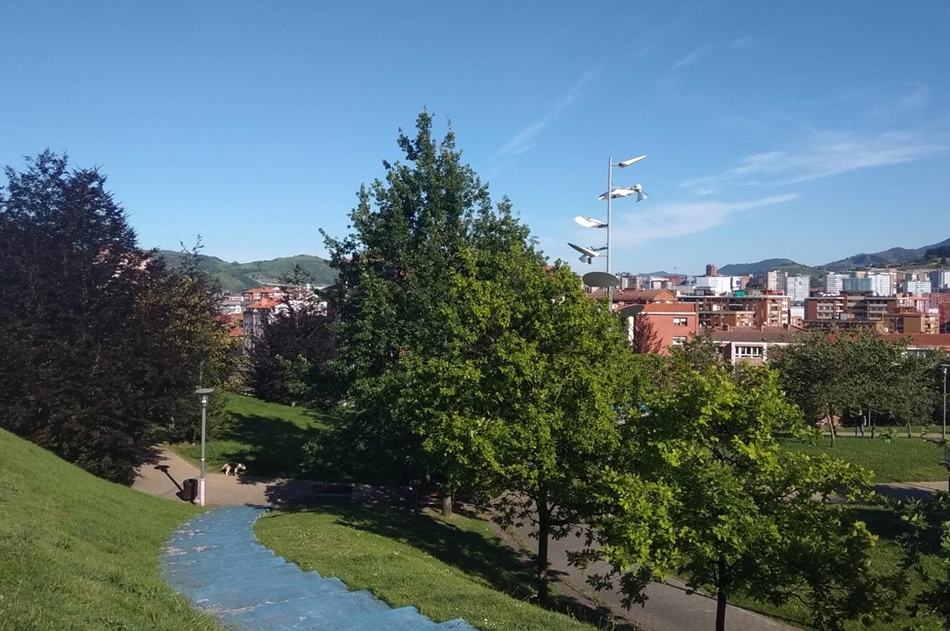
[0,429,223,631]
[256,506,610,631]
[169,393,334,478]
[780,436,947,483]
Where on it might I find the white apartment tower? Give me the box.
[824,273,847,294]
[786,275,811,304]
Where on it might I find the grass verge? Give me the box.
[780,435,947,483]
[255,505,619,631]
[169,392,334,478]
[0,428,223,631]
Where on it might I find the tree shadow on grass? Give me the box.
[269,502,633,630]
[214,410,329,478]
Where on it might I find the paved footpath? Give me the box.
[133,447,314,507]
[163,505,476,630]
[137,450,945,631]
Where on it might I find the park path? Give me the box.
[133,447,314,506]
[162,505,476,630]
[137,449,946,631]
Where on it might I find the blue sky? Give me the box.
[2,1,948,274]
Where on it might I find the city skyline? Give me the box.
[2,2,948,273]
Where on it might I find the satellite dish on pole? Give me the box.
[574,215,608,229]
[617,304,645,318]
[583,271,621,288]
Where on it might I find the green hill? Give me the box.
[0,428,223,631]
[822,237,950,272]
[718,258,821,279]
[155,250,337,293]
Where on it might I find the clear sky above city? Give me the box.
[2,2,948,274]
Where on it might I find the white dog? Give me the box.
[220,462,246,477]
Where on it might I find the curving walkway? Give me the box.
[162,506,476,631]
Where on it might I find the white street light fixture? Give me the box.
[618,155,647,168]
[568,242,607,265]
[195,387,214,506]
[598,184,648,202]
[569,155,650,310]
[574,216,608,229]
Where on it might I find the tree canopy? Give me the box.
[0,151,231,482]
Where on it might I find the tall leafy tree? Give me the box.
[577,362,894,631]
[320,111,529,484]
[0,152,227,482]
[391,245,634,604]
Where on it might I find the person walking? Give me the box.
[855,412,867,437]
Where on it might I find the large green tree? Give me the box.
[320,112,529,485]
[0,152,229,482]
[577,362,894,631]
[390,244,634,604]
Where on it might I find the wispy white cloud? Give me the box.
[613,194,797,246]
[498,68,600,157]
[672,45,708,69]
[681,130,948,195]
[728,37,753,50]
[866,82,931,121]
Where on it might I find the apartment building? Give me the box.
[708,327,805,366]
[680,293,791,329]
[785,275,811,304]
[902,279,931,295]
[883,306,940,335]
[803,292,918,328]
[930,270,950,291]
[824,273,848,294]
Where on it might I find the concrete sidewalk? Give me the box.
[132,447,314,507]
[497,523,794,631]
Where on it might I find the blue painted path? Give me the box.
[161,506,477,631]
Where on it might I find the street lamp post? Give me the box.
[941,364,948,442]
[195,387,214,506]
[573,155,648,308]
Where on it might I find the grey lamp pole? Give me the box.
[941,364,948,442]
[195,387,214,506]
[606,156,613,309]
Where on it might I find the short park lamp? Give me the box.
[195,387,214,506]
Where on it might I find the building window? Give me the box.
[734,345,764,358]
[673,317,688,327]
[672,336,687,346]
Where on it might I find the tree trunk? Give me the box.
[906,421,912,439]
[537,491,550,606]
[828,405,837,447]
[716,556,728,631]
[442,492,453,518]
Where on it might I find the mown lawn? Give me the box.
[0,428,224,631]
[169,393,335,478]
[256,505,620,631]
[780,435,947,483]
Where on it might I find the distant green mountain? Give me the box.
[821,237,950,272]
[718,258,822,279]
[155,250,337,292]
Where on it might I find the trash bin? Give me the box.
[181,478,198,502]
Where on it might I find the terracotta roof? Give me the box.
[641,303,698,314]
[882,333,950,348]
[589,289,677,303]
[708,327,806,344]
